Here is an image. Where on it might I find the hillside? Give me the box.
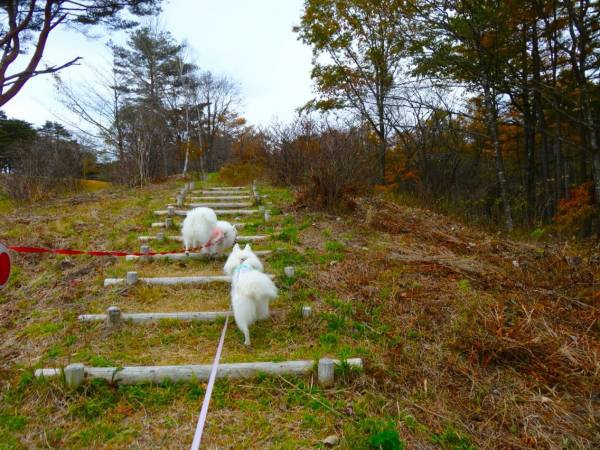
[0,178,598,449]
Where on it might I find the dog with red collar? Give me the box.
[203,220,237,255]
[181,207,218,254]
[181,207,238,255]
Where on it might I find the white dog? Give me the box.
[224,244,277,346]
[181,207,217,254]
[203,220,237,255]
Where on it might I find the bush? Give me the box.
[217,161,265,186]
[552,182,598,237]
[266,118,378,211]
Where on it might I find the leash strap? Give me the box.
[190,316,229,450]
[7,245,205,257]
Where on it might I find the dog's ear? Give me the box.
[244,244,251,251]
[233,243,240,251]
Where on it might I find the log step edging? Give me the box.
[35,358,363,386]
[124,249,273,261]
[103,273,275,287]
[138,235,268,243]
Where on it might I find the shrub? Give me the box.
[552,182,598,237]
[217,161,265,186]
[266,118,378,211]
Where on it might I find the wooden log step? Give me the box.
[191,190,251,195]
[138,235,268,243]
[35,358,363,385]
[183,202,253,208]
[104,275,229,287]
[103,273,275,287]
[205,186,248,190]
[189,195,254,201]
[154,209,259,216]
[151,222,246,229]
[124,249,273,261]
[79,310,232,323]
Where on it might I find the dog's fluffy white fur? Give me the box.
[224,244,277,346]
[204,220,237,255]
[181,207,217,253]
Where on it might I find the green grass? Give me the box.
[1,175,583,448]
[431,426,477,450]
[277,225,299,244]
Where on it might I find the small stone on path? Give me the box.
[323,435,339,447]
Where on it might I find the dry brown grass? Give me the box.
[1,180,598,449]
[306,197,600,448]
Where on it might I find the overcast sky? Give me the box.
[3,0,314,129]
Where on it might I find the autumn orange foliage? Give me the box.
[553,182,597,235]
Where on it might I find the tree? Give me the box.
[562,0,600,206]
[0,111,36,171]
[194,71,241,171]
[412,0,516,231]
[163,48,199,176]
[54,58,129,181]
[112,25,184,182]
[0,0,161,107]
[295,0,408,182]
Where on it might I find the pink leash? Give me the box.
[190,316,229,450]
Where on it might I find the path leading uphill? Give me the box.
[34,180,359,388]
[1,177,597,448]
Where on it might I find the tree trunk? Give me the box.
[482,78,514,231]
[182,106,190,176]
[532,22,554,220]
[524,113,536,224]
[587,102,600,206]
[378,138,386,184]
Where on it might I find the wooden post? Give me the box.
[165,217,174,229]
[284,266,295,278]
[252,180,260,204]
[126,271,138,285]
[106,306,122,329]
[64,363,85,388]
[167,206,175,217]
[318,358,335,387]
[176,194,183,207]
[189,181,194,190]
[140,245,150,263]
[156,232,165,242]
[264,210,271,222]
[302,306,312,318]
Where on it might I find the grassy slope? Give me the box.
[0,178,598,449]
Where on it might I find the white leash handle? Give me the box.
[190,316,229,449]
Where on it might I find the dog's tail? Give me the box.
[236,271,278,301]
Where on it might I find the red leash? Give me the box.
[8,246,185,257]
[6,236,221,258]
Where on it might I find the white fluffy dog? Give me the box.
[203,220,237,255]
[224,244,277,346]
[181,207,217,254]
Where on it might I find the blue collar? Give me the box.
[233,262,253,274]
